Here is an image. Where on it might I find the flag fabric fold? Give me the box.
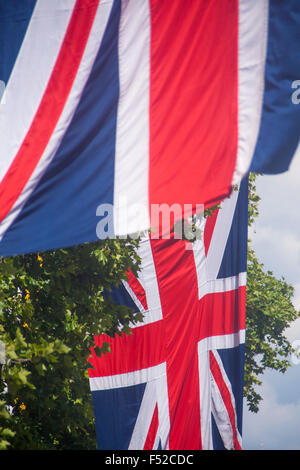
[0,0,299,256]
[88,178,248,450]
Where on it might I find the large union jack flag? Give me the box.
[0,0,299,257]
[88,178,248,450]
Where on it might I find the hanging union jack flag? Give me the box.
[0,0,299,257]
[88,179,248,450]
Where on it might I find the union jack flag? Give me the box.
[88,178,248,450]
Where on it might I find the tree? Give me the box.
[0,239,142,449]
[244,174,300,412]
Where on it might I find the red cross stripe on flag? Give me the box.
[88,180,248,450]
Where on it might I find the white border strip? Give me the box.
[128,380,157,450]
[206,188,239,280]
[232,0,269,183]
[89,362,166,391]
[113,0,151,236]
[210,350,242,449]
[0,0,113,241]
[198,273,246,300]
[0,0,76,182]
[137,236,163,322]
[198,330,246,354]
[123,280,147,316]
[123,235,163,327]
[198,332,245,449]
[198,349,213,450]
[129,367,170,450]
[156,372,170,450]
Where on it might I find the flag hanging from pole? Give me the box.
[0,0,299,257]
[88,178,248,450]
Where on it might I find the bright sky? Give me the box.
[243,145,300,450]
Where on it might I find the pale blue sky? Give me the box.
[243,146,300,450]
